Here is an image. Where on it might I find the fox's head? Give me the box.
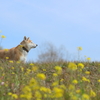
[20,36,38,51]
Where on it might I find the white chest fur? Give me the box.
[20,50,28,63]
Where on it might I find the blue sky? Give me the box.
[1,0,100,61]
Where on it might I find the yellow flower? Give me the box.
[2,73,5,76]
[16,61,21,63]
[54,66,62,74]
[26,68,31,74]
[60,84,66,89]
[8,92,12,95]
[68,62,77,71]
[53,87,64,98]
[1,35,6,38]
[11,67,14,69]
[37,73,46,80]
[71,95,78,100]
[29,63,34,66]
[40,87,48,92]
[77,47,82,51]
[32,66,38,72]
[82,94,90,100]
[43,69,46,71]
[35,91,42,99]
[60,79,64,82]
[85,71,90,75]
[68,84,75,90]
[90,90,96,97]
[52,81,59,86]
[9,60,13,63]
[29,78,38,86]
[21,67,24,72]
[12,72,15,74]
[20,92,32,99]
[22,86,31,94]
[76,89,81,93]
[97,79,100,82]
[77,63,84,69]
[72,79,78,84]
[82,77,90,83]
[53,73,58,77]
[4,49,8,52]
[86,57,91,61]
[5,57,9,60]
[12,94,18,99]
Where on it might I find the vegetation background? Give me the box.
[0,34,99,100]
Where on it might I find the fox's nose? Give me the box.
[36,44,38,46]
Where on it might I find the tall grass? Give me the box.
[0,60,100,100]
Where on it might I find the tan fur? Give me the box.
[0,45,22,61]
[0,36,37,62]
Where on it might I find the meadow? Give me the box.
[0,34,100,100]
[0,60,100,100]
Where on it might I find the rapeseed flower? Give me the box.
[72,79,78,84]
[78,63,84,69]
[32,66,38,72]
[11,67,14,69]
[37,73,46,80]
[52,81,59,86]
[26,69,31,74]
[29,78,40,90]
[16,61,21,63]
[68,62,77,71]
[54,66,62,74]
[43,69,46,71]
[52,87,64,98]
[21,67,24,72]
[40,87,48,92]
[86,57,91,61]
[90,90,96,97]
[8,92,12,95]
[20,92,32,100]
[9,60,13,63]
[82,77,90,83]
[68,84,75,90]
[82,94,90,100]
[29,78,38,86]
[35,91,42,99]
[97,79,100,82]
[12,94,18,99]
[29,63,34,66]
[22,86,31,93]
[8,93,18,99]
[71,95,78,100]
[85,71,90,75]
[60,79,64,82]
[76,89,81,93]
[12,72,15,74]
[4,49,8,52]
[53,73,58,77]
[77,47,82,51]
[60,84,66,89]
[1,35,6,38]
[5,57,9,60]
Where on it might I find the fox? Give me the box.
[0,36,38,63]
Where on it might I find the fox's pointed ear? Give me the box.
[24,36,27,40]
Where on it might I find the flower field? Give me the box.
[0,60,100,100]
